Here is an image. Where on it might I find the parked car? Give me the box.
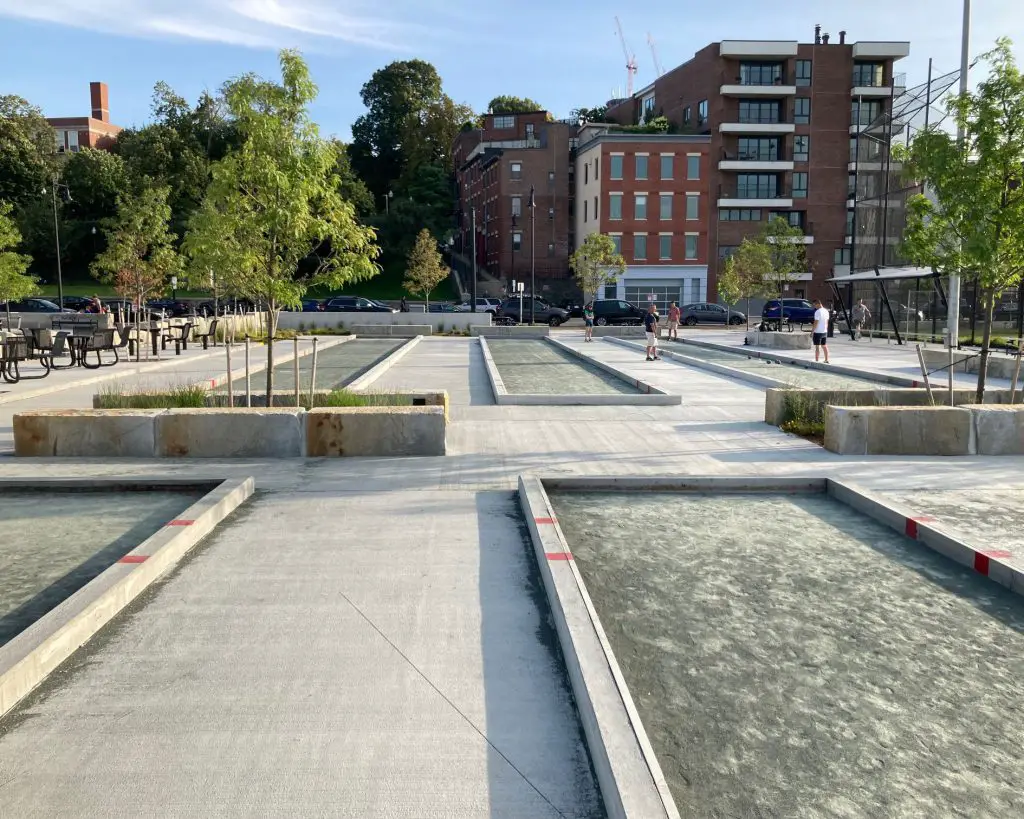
[761,298,816,330]
[591,299,645,326]
[498,298,570,326]
[147,299,191,317]
[680,302,746,326]
[282,299,324,312]
[428,303,460,313]
[59,296,95,311]
[560,300,584,318]
[1,298,72,313]
[323,296,397,313]
[455,297,502,314]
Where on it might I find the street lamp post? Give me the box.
[43,181,72,309]
[385,189,394,215]
[947,0,971,354]
[528,185,536,325]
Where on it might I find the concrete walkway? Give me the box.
[1,336,1023,816]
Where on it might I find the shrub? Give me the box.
[97,382,209,409]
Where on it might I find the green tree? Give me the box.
[329,139,375,218]
[725,241,774,328]
[739,217,809,326]
[185,50,380,397]
[487,95,543,114]
[571,106,609,125]
[92,186,180,359]
[0,201,37,317]
[404,95,475,174]
[897,39,1024,400]
[716,256,745,328]
[569,233,626,304]
[403,228,448,308]
[0,96,58,207]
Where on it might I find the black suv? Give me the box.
[498,298,570,326]
[592,299,645,326]
[324,296,396,313]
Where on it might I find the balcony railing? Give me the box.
[722,147,787,162]
[719,184,791,200]
[734,111,789,124]
[734,74,788,86]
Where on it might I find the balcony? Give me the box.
[721,78,796,97]
[718,184,793,208]
[720,113,794,134]
[852,72,906,97]
[719,148,793,172]
[720,40,798,59]
[852,41,910,61]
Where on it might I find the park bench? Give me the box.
[0,333,52,383]
[161,320,193,355]
[79,329,120,369]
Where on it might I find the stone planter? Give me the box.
[745,330,813,350]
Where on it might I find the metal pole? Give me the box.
[245,336,251,407]
[226,342,234,408]
[309,337,319,407]
[530,189,536,325]
[51,183,64,309]
[471,208,478,313]
[293,336,300,408]
[916,344,935,405]
[947,0,971,349]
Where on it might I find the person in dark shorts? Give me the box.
[812,299,830,363]
[583,303,594,342]
[644,305,661,361]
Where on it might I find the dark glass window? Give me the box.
[738,100,780,124]
[698,100,708,124]
[852,100,882,127]
[793,172,808,198]
[736,173,779,199]
[737,137,779,161]
[795,60,812,87]
[794,135,809,162]
[720,209,762,221]
[739,62,783,86]
[853,62,885,87]
[794,98,810,125]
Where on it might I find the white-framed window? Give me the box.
[660,154,673,180]
[526,122,535,138]
[686,194,699,220]
[659,194,672,220]
[635,154,649,180]
[659,234,672,260]
[635,194,647,220]
[494,115,515,129]
[609,233,622,254]
[511,162,522,180]
[609,193,623,220]
[512,231,522,251]
[67,129,79,152]
[685,234,698,260]
[610,154,624,180]
[634,234,647,260]
[687,155,700,180]
[511,196,522,217]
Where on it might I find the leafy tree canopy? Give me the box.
[570,233,626,302]
[403,227,448,305]
[0,95,58,207]
[571,106,609,125]
[0,200,37,305]
[487,95,543,114]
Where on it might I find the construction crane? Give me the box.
[648,33,665,77]
[615,17,638,97]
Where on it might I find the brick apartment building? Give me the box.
[574,127,713,311]
[46,82,122,154]
[605,29,910,302]
[453,112,575,298]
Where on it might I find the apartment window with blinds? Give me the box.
[685,235,698,260]
[609,193,623,220]
[660,154,673,180]
[635,194,648,220]
[610,155,624,179]
[635,155,649,180]
[659,235,672,260]
[610,234,622,254]
[686,194,699,220]
[634,234,647,260]
[687,155,700,180]
[511,197,521,217]
[659,194,672,220]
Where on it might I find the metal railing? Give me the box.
[734,111,789,124]
[722,148,786,162]
[719,184,791,200]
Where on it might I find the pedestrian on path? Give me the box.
[852,299,871,340]
[813,299,830,363]
[583,303,595,342]
[644,305,661,361]
[400,296,409,313]
[667,302,681,341]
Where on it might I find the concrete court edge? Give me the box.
[0,476,255,718]
[346,335,423,392]
[544,336,679,402]
[518,475,681,819]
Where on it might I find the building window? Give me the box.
[846,209,855,236]
[770,210,805,229]
[737,137,778,161]
[634,234,647,260]
[794,135,809,162]
[739,62,783,86]
[583,200,588,223]
[511,196,522,217]
[683,106,692,125]
[548,206,555,220]
[686,194,699,220]
[659,235,672,260]
[494,115,515,129]
[609,193,623,220]
[593,195,598,220]
[794,98,810,125]
[511,162,522,180]
[698,100,708,125]
[635,194,648,220]
[736,173,778,199]
[852,100,882,127]
[660,154,673,180]
[610,234,622,255]
[526,122,535,138]
[686,155,700,180]
[835,247,852,266]
[548,170,555,183]
[739,100,780,124]
[690,278,702,303]
[635,155,649,180]
[795,60,812,87]
[642,95,657,122]
[659,194,672,220]
[67,130,79,152]
[853,62,886,88]
[610,155,624,179]
[719,245,738,259]
[595,157,599,179]
[719,209,761,221]
[584,163,588,184]
[793,172,808,198]
[685,235,698,260]
[512,231,522,251]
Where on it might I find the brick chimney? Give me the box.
[90,82,109,123]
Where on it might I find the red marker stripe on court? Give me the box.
[547,552,573,561]
[904,516,936,539]
[118,555,149,564]
[167,519,195,527]
[534,517,556,525]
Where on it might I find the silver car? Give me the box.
[680,302,746,326]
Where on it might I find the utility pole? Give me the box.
[471,207,478,312]
[529,186,536,325]
[49,181,65,309]
[947,0,971,351]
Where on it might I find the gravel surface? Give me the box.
[487,339,639,395]
[230,339,402,393]
[887,487,1024,556]
[550,490,1024,819]
[0,489,203,646]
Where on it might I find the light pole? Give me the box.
[384,189,394,215]
[947,0,971,352]
[528,185,536,325]
[44,180,71,309]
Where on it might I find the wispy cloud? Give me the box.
[0,0,450,51]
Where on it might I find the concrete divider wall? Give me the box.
[745,330,813,350]
[307,406,446,456]
[824,406,976,455]
[921,347,1022,380]
[350,325,432,337]
[470,325,550,338]
[964,405,1024,455]
[157,408,305,458]
[14,409,158,457]
[591,326,646,338]
[278,312,491,332]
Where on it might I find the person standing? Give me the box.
[644,304,661,361]
[667,301,681,341]
[812,299,830,363]
[583,302,595,342]
[851,298,871,340]
[400,296,409,313]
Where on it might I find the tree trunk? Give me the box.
[265,302,277,400]
[975,287,996,403]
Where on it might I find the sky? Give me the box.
[0,0,1020,140]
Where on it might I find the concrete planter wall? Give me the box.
[921,347,1022,380]
[591,326,646,338]
[15,405,448,458]
[471,325,550,338]
[350,325,432,337]
[825,406,976,456]
[745,330,813,350]
[278,312,490,332]
[964,405,1024,455]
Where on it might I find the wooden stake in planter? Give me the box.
[293,337,300,407]
[309,337,319,408]
[245,336,251,408]
[916,344,935,406]
[226,341,234,408]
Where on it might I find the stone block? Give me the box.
[590,325,646,338]
[745,330,813,350]
[306,407,446,457]
[825,406,973,456]
[14,410,158,457]
[155,408,304,458]
[470,325,550,338]
[965,405,1024,455]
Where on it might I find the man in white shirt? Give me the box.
[812,299,830,363]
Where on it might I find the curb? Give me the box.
[518,475,680,819]
[477,336,509,402]
[0,477,255,718]
[347,335,423,391]
[604,336,783,389]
